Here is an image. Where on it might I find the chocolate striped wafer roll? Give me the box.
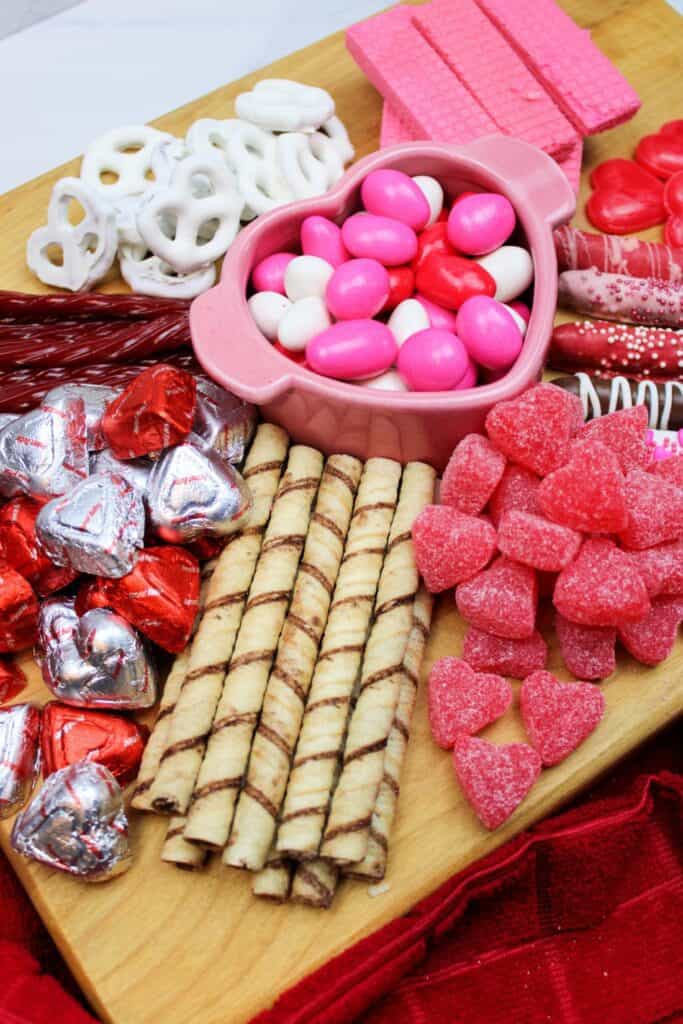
[291,859,338,909]
[224,454,362,870]
[149,424,289,815]
[162,815,208,871]
[252,854,294,902]
[182,446,324,849]
[343,587,433,881]
[321,462,436,866]
[275,458,402,860]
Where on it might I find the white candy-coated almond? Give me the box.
[248,291,291,340]
[503,304,528,337]
[278,295,331,351]
[359,369,407,391]
[475,245,533,303]
[412,175,443,226]
[387,298,430,347]
[284,254,334,301]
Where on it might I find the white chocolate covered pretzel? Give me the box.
[81,125,176,200]
[276,132,344,200]
[235,79,334,132]
[227,122,293,216]
[319,116,355,164]
[119,245,215,299]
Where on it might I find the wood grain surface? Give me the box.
[0,3,682,1023]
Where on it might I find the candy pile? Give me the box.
[26,79,354,299]
[248,168,533,391]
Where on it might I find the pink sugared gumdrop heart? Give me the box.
[397,328,470,391]
[497,510,582,571]
[553,538,650,626]
[651,456,683,488]
[555,613,616,681]
[488,463,541,527]
[618,469,683,550]
[627,538,683,597]
[447,193,516,256]
[441,434,506,515]
[412,505,497,593]
[576,405,650,474]
[453,734,541,830]
[520,670,605,767]
[456,555,538,640]
[428,657,512,749]
[485,384,583,477]
[537,441,628,533]
[462,626,548,679]
[617,596,683,666]
[455,296,523,371]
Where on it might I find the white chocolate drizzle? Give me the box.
[574,372,683,430]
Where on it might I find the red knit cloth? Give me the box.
[2,723,683,1024]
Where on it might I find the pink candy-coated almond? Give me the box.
[414,293,459,332]
[342,213,418,266]
[454,359,478,390]
[520,670,605,767]
[325,258,390,320]
[447,193,516,256]
[300,215,349,268]
[453,734,541,830]
[306,319,397,381]
[428,657,512,749]
[456,296,524,371]
[251,252,296,294]
[361,169,431,230]
[397,328,469,392]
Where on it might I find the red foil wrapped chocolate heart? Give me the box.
[0,568,39,653]
[102,364,197,459]
[0,658,27,704]
[80,545,201,653]
[41,702,148,786]
[0,702,41,818]
[0,496,78,596]
[586,159,666,234]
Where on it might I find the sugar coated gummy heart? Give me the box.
[456,555,538,640]
[485,384,583,477]
[440,434,506,514]
[412,505,497,592]
[538,441,628,533]
[618,469,683,550]
[488,463,541,528]
[555,613,616,681]
[497,510,582,572]
[520,670,605,767]
[462,626,548,679]
[617,596,683,666]
[554,538,650,627]
[577,405,650,474]
[651,457,683,489]
[453,734,542,830]
[428,657,512,749]
[628,538,683,597]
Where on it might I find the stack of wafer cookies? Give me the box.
[131,423,436,908]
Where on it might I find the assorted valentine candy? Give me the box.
[428,657,512,749]
[247,169,534,391]
[485,383,583,476]
[520,671,605,767]
[41,702,148,787]
[0,703,41,819]
[44,383,119,452]
[11,760,132,881]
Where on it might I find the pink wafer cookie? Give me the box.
[413,0,576,158]
[557,138,584,195]
[380,103,419,147]
[473,0,640,136]
[346,6,496,145]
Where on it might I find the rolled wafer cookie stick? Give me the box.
[252,854,293,902]
[224,454,363,870]
[162,815,208,871]
[321,462,436,866]
[183,445,324,849]
[275,458,402,860]
[343,587,433,881]
[149,424,289,815]
[291,859,338,909]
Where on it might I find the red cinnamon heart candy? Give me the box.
[428,657,512,749]
[102,364,197,459]
[0,496,78,596]
[635,120,683,180]
[415,251,495,311]
[381,265,415,312]
[554,538,650,626]
[453,734,541,830]
[663,170,683,248]
[520,670,605,767]
[617,596,683,666]
[538,441,628,534]
[456,555,538,640]
[0,568,39,653]
[619,469,683,550]
[411,221,455,273]
[586,159,665,234]
[441,434,506,515]
[81,546,200,653]
[412,505,497,592]
[0,658,27,704]
[485,383,583,477]
[41,701,148,786]
[555,613,616,681]
[462,626,548,679]
[488,463,541,528]
[576,405,650,474]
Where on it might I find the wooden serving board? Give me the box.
[1,2,682,1022]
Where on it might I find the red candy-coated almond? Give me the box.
[415,252,495,311]
[485,383,583,477]
[381,265,415,312]
[577,405,650,474]
[520,670,605,767]
[456,555,538,640]
[488,463,541,528]
[462,626,548,679]
[538,441,628,533]
[628,538,683,597]
[618,469,683,550]
[102,363,196,459]
[453,734,542,830]
[411,221,454,273]
[441,434,506,515]
[41,701,148,786]
[428,657,512,749]
[497,510,582,571]
[555,613,616,681]
[617,596,683,666]
[412,505,497,593]
[554,538,650,627]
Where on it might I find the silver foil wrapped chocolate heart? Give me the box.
[0,703,41,819]
[0,395,88,499]
[192,378,257,465]
[89,448,152,497]
[146,442,252,542]
[11,760,132,881]
[45,384,120,451]
[36,471,145,578]
[37,598,157,709]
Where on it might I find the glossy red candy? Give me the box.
[663,171,683,248]
[272,341,307,366]
[102,363,197,459]
[381,265,415,312]
[635,120,683,181]
[586,159,665,234]
[415,251,496,311]
[41,702,148,786]
[411,221,455,273]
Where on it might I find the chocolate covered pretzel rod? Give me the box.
[224,454,362,871]
[557,270,683,328]
[553,372,683,429]
[183,446,324,849]
[291,859,339,909]
[343,587,433,881]
[275,458,402,860]
[149,424,289,816]
[554,226,683,282]
[252,854,294,903]
[321,462,436,866]
[549,320,683,378]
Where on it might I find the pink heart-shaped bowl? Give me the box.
[191,135,575,470]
